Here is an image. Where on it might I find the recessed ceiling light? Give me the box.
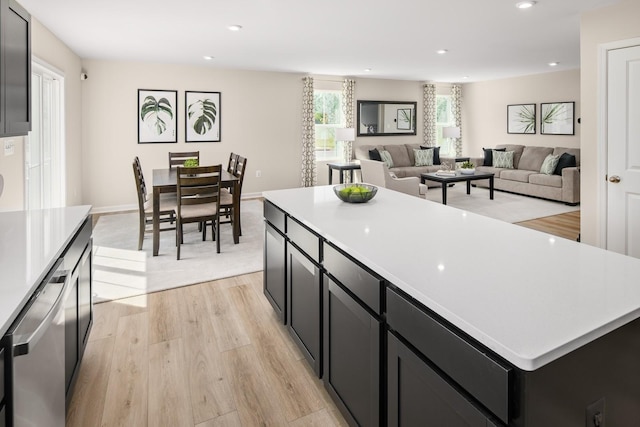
[203,55,214,60]
[436,49,448,55]
[516,1,536,9]
[462,76,469,79]
[548,62,559,67]
[228,25,243,31]
[364,68,372,72]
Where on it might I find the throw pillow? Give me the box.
[483,147,506,166]
[368,148,382,161]
[420,145,441,165]
[492,150,514,169]
[414,148,434,166]
[379,150,394,168]
[554,152,577,175]
[540,154,560,175]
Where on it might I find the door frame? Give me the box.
[596,37,640,249]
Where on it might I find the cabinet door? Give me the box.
[323,275,381,427]
[264,223,286,322]
[77,244,92,354]
[1,0,31,135]
[287,243,321,376]
[388,333,499,427]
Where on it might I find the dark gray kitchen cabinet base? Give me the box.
[264,222,286,322]
[323,275,381,427]
[287,243,322,376]
[387,332,499,427]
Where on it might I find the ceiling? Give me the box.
[21,0,620,83]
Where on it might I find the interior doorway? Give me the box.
[26,60,65,210]
[603,40,640,258]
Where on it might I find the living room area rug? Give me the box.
[92,199,265,302]
[424,185,580,223]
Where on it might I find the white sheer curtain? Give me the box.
[451,84,462,157]
[423,84,437,147]
[301,76,316,187]
[341,78,355,164]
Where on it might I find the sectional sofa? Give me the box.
[470,144,580,205]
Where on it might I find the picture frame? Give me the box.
[396,108,412,130]
[138,89,177,143]
[185,91,221,142]
[507,104,536,134]
[540,102,575,135]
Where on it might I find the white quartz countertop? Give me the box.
[264,186,640,371]
[0,206,91,336]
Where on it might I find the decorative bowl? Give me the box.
[460,168,475,175]
[333,183,378,203]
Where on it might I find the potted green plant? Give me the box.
[460,160,475,175]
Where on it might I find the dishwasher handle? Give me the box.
[12,259,69,357]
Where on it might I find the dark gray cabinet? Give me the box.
[0,0,31,136]
[62,218,93,405]
[287,243,322,376]
[263,201,287,323]
[388,333,499,427]
[322,242,384,427]
[0,347,4,427]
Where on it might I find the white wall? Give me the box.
[461,69,581,158]
[81,60,304,210]
[580,0,640,246]
[0,136,24,211]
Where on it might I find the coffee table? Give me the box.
[420,171,495,205]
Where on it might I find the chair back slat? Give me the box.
[227,152,239,174]
[169,151,200,168]
[234,155,247,191]
[133,158,148,206]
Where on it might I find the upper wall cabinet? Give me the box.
[0,0,31,137]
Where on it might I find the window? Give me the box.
[314,90,343,160]
[436,95,456,156]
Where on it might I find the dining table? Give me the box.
[152,168,240,256]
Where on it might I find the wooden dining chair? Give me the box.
[227,152,239,174]
[169,151,200,168]
[220,155,247,235]
[176,164,222,259]
[133,157,176,250]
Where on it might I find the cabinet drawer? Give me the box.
[287,217,320,263]
[264,200,286,234]
[386,288,511,424]
[63,218,91,271]
[323,243,383,314]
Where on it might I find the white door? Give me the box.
[607,45,640,258]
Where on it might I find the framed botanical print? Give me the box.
[507,104,536,134]
[138,89,177,143]
[185,91,221,142]
[540,102,575,135]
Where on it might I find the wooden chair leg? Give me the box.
[216,217,220,253]
[138,217,145,250]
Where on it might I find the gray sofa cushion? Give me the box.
[529,173,563,188]
[405,144,422,165]
[383,144,412,167]
[518,146,554,171]
[499,169,536,183]
[495,144,525,169]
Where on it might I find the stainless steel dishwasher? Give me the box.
[7,258,68,427]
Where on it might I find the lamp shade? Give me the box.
[335,127,356,142]
[442,127,461,138]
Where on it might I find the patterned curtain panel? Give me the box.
[342,79,356,164]
[451,84,462,157]
[423,84,437,147]
[301,76,316,187]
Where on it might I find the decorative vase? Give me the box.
[460,168,475,175]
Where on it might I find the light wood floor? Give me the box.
[72,210,579,426]
[515,210,580,241]
[66,272,348,427]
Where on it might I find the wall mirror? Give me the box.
[357,100,417,136]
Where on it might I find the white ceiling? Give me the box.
[22,0,620,82]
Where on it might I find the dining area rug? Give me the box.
[92,199,264,302]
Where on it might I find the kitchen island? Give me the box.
[1,206,93,427]
[263,185,640,426]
